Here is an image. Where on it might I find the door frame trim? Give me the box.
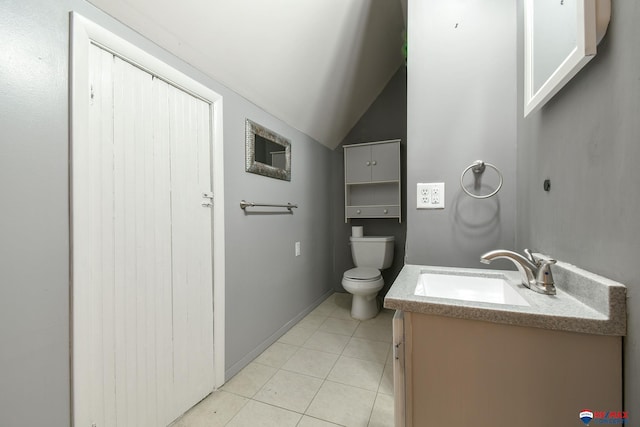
[69,10,226,417]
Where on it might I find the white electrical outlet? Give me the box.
[417,184,430,208]
[417,183,445,209]
[295,241,301,256]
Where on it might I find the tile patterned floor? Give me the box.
[171,293,395,427]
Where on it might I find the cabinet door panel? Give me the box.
[371,142,400,182]
[345,145,372,183]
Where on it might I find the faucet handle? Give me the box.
[524,249,556,266]
[523,248,537,264]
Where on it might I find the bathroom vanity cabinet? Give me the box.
[344,139,401,222]
[394,312,622,427]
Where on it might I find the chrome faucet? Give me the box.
[480,249,557,295]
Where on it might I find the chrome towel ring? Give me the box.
[460,160,503,199]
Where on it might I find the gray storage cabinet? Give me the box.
[344,139,401,222]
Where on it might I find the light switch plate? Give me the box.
[417,183,445,209]
[295,241,301,256]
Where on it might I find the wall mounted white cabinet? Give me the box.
[344,139,401,222]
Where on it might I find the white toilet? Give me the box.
[342,235,395,320]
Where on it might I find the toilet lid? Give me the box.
[344,267,381,280]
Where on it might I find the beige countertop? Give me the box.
[384,260,626,336]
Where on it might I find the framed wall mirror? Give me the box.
[524,0,611,116]
[245,119,291,181]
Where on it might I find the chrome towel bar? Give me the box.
[240,200,298,211]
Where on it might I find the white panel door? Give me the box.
[72,43,214,427]
[165,66,215,416]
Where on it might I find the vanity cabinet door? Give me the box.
[406,313,622,427]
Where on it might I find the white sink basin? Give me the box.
[415,271,530,306]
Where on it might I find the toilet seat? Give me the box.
[343,267,381,281]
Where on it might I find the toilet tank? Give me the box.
[350,236,395,269]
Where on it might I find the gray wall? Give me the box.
[331,67,407,295]
[516,1,640,418]
[224,109,333,377]
[406,0,517,267]
[1,2,71,426]
[0,1,332,425]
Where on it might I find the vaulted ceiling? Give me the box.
[88,0,407,149]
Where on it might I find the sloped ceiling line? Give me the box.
[88,0,405,149]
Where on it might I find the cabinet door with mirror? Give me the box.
[524,0,611,116]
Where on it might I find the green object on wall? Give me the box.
[401,30,407,62]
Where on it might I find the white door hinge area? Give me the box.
[202,192,214,207]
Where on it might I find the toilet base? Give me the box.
[342,273,384,321]
[350,294,379,320]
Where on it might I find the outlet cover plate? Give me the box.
[417,183,445,209]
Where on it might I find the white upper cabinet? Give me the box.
[345,141,400,183]
[344,140,401,222]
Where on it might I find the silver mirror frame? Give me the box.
[245,119,291,181]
